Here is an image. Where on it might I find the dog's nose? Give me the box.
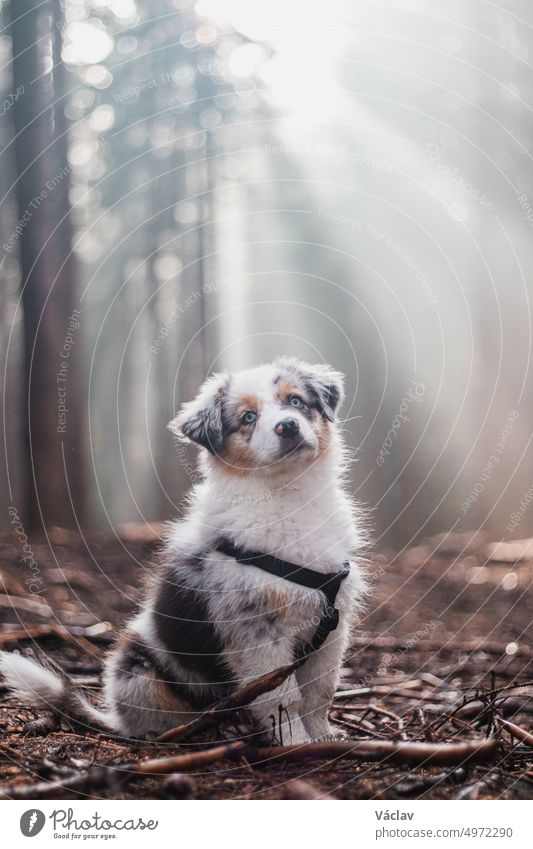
[275,417,300,437]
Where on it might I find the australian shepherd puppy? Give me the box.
[1,358,367,744]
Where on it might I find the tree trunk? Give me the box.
[9,0,85,529]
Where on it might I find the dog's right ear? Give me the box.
[168,372,229,453]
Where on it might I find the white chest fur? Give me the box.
[165,445,366,636]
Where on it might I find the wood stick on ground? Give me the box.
[156,662,298,743]
[0,768,119,801]
[0,742,248,800]
[0,594,53,618]
[425,695,533,721]
[348,636,530,655]
[331,713,377,735]
[497,718,533,747]
[0,736,500,800]
[0,625,54,647]
[459,679,533,698]
[134,741,248,774]
[425,689,533,738]
[132,736,499,776]
[0,623,102,657]
[252,736,500,768]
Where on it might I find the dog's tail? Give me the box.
[0,651,119,732]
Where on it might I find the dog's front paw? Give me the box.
[289,734,313,745]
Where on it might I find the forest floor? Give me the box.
[0,526,531,800]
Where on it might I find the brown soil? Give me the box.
[0,527,531,800]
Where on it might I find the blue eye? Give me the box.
[289,395,303,408]
[242,411,257,424]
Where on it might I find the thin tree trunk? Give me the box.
[9,0,85,529]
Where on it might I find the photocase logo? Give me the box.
[20,809,46,837]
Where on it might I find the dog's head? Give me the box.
[169,357,344,474]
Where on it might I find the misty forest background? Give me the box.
[1,0,533,550]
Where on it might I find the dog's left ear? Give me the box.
[302,363,345,422]
[168,372,229,453]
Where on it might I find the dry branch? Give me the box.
[347,635,529,656]
[0,735,500,800]
[0,623,104,656]
[0,769,116,800]
[484,538,533,562]
[437,696,533,720]
[156,662,297,743]
[0,742,248,800]
[0,594,53,618]
[253,736,500,768]
[135,741,247,774]
[497,718,533,747]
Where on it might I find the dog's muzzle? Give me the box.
[274,417,301,438]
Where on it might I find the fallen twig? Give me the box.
[0,594,53,618]
[424,690,533,736]
[361,704,407,739]
[331,712,377,735]
[0,742,248,800]
[348,635,530,656]
[496,718,533,747]
[156,662,297,743]
[0,735,500,800]
[134,741,247,774]
[460,679,533,697]
[425,695,533,720]
[0,623,104,657]
[252,736,500,768]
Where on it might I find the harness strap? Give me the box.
[215,540,350,667]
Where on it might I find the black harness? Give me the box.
[216,540,350,668]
